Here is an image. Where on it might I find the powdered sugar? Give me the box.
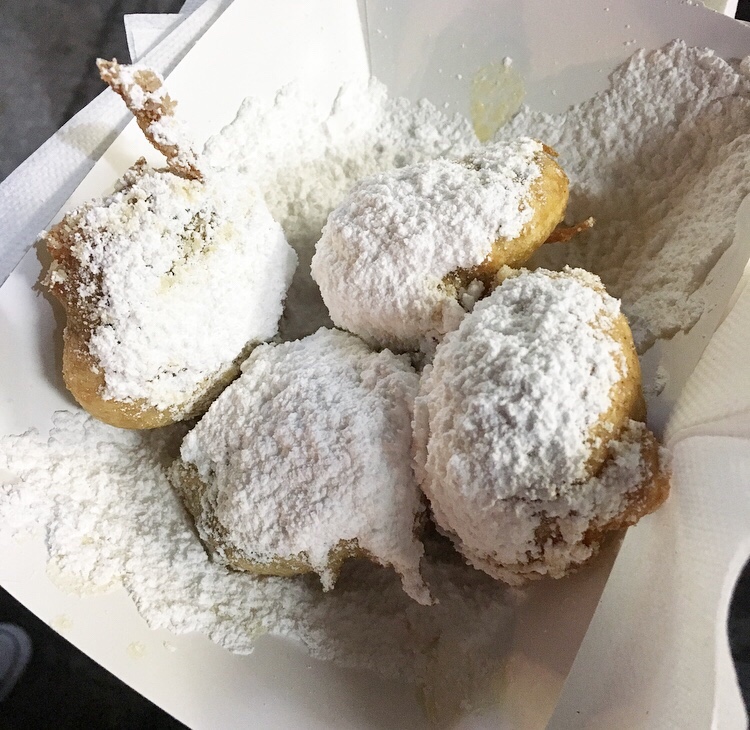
[310,139,543,351]
[175,328,430,604]
[415,268,623,504]
[499,40,750,351]
[2,79,512,708]
[205,79,477,340]
[1,37,745,717]
[0,411,513,715]
[44,165,297,414]
[429,420,657,584]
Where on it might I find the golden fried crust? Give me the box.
[588,430,671,536]
[171,461,369,579]
[472,148,569,279]
[59,322,242,429]
[584,310,646,477]
[498,427,670,582]
[44,207,175,429]
[444,147,570,294]
[61,324,177,429]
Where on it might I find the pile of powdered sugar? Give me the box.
[500,40,750,352]
[0,411,513,716]
[310,139,543,352]
[205,79,477,339]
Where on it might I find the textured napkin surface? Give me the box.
[668,273,750,442]
[125,14,183,61]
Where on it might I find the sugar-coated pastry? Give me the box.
[43,60,297,428]
[413,267,670,584]
[170,328,431,604]
[311,139,569,352]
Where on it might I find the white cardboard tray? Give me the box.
[1,1,750,727]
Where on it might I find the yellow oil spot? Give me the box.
[127,641,147,658]
[470,62,526,142]
[51,614,73,632]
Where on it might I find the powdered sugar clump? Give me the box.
[176,328,430,604]
[310,139,543,352]
[205,79,477,340]
[44,165,297,414]
[0,411,513,715]
[416,268,622,502]
[500,40,750,351]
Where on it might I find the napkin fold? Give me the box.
[124,14,182,62]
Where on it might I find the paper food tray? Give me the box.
[1,1,749,727]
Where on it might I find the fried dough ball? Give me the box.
[413,268,670,584]
[311,138,569,353]
[42,61,297,429]
[169,328,431,604]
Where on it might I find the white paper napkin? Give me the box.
[549,280,750,729]
[124,14,182,62]
[124,0,214,63]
